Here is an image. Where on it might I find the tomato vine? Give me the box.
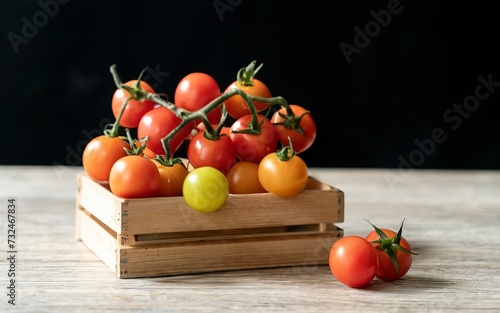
[108,61,309,160]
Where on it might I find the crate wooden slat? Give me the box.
[75,172,344,278]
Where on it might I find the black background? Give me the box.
[2,0,499,169]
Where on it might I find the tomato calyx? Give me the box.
[236,60,263,87]
[110,64,151,101]
[201,105,230,141]
[122,128,148,156]
[231,111,268,135]
[154,155,184,167]
[271,110,310,135]
[275,136,296,161]
[365,219,418,278]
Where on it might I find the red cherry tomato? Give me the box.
[329,236,378,288]
[365,228,413,281]
[109,156,161,198]
[271,104,317,154]
[137,106,193,157]
[229,114,278,164]
[82,135,130,182]
[174,72,222,125]
[187,132,237,174]
[111,80,156,128]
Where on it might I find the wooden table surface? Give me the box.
[1,166,499,312]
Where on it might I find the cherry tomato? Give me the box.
[151,159,188,197]
[329,236,378,288]
[271,104,317,154]
[109,155,161,198]
[224,78,271,119]
[258,148,308,197]
[111,80,156,128]
[229,114,278,164]
[187,132,237,174]
[226,161,267,194]
[82,135,130,182]
[365,228,413,281]
[137,106,193,157]
[174,72,222,125]
[183,166,229,213]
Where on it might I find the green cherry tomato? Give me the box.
[182,166,229,213]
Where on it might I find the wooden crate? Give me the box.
[75,173,344,278]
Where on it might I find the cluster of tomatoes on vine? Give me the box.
[81,60,317,213]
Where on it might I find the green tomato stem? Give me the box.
[365,219,418,279]
[147,89,240,158]
[275,136,296,161]
[237,60,264,86]
[103,97,131,138]
[209,104,229,140]
[123,128,147,156]
[110,64,123,88]
[133,67,149,88]
[154,155,184,167]
[106,65,154,138]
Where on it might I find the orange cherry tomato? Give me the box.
[151,160,189,197]
[226,161,267,194]
[224,78,271,119]
[258,149,308,197]
[109,155,161,198]
[82,135,130,182]
[271,104,317,154]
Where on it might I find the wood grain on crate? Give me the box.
[76,173,344,237]
[78,206,342,278]
[75,172,344,278]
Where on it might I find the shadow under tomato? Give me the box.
[361,274,455,291]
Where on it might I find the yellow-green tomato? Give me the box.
[182,166,229,213]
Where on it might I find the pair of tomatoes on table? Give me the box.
[329,220,417,288]
[82,61,318,213]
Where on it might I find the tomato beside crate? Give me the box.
[75,172,344,278]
